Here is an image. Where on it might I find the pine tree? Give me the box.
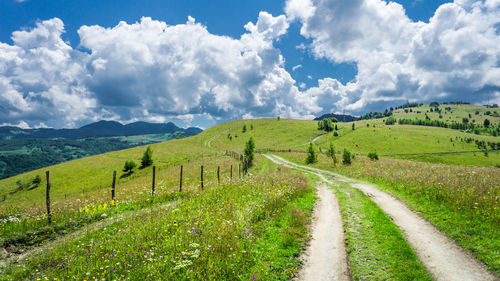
[306,143,318,164]
[342,149,352,165]
[141,146,153,168]
[326,143,337,166]
[123,160,137,173]
[243,137,255,173]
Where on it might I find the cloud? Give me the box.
[1,121,31,129]
[292,64,303,71]
[285,0,500,113]
[2,1,499,129]
[0,13,320,128]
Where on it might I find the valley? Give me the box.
[0,104,499,280]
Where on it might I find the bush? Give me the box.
[141,146,153,168]
[342,149,352,165]
[385,117,396,125]
[326,143,337,166]
[484,119,490,127]
[333,131,339,137]
[123,160,137,173]
[32,174,41,185]
[306,143,317,164]
[242,125,247,133]
[368,151,379,161]
[243,137,255,172]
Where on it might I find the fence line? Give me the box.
[1,155,242,209]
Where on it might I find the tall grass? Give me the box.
[278,152,500,274]
[3,170,315,280]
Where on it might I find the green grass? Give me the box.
[332,181,432,280]
[392,104,500,125]
[0,155,239,254]
[314,123,500,167]
[210,118,319,152]
[1,112,499,279]
[277,152,500,276]
[2,170,315,280]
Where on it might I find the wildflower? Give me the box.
[252,276,256,279]
[110,268,114,271]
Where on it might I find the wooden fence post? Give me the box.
[179,165,183,192]
[111,170,116,200]
[238,164,241,178]
[230,165,232,179]
[217,166,220,186]
[152,166,156,196]
[201,165,204,190]
[45,171,51,224]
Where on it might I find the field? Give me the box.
[1,104,499,280]
[0,132,193,180]
[391,104,500,125]
[277,152,499,274]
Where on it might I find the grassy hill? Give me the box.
[391,103,499,125]
[0,104,499,279]
[1,107,498,212]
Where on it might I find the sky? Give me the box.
[0,0,499,129]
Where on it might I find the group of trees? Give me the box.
[122,146,153,175]
[398,118,499,136]
[306,142,375,166]
[357,109,393,121]
[317,118,338,132]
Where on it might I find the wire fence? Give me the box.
[0,154,242,225]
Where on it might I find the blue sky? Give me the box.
[0,0,450,86]
[0,0,498,129]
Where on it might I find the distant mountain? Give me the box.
[0,121,203,140]
[314,113,356,122]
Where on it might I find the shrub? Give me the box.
[306,143,317,164]
[243,137,255,172]
[385,117,396,125]
[242,125,247,133]
[342,149,352,165]
[123,160,137,174]
[141,145,153,168]
[368,151,379,161]
[32,174,41,185]
[333,131,339,137]
[484,119,490,127]
[352,123,355,130]
[326,143,337,166]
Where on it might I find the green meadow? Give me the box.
[0,104,499,280]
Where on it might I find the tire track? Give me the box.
[265,154,498,281]
[264,155,350,281]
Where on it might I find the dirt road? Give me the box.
[265,154,498,281]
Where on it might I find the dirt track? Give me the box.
[265,154,499,281]
[296,183,350,281]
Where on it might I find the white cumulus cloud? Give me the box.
[285,0,500,113]
[0,13,318,128]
